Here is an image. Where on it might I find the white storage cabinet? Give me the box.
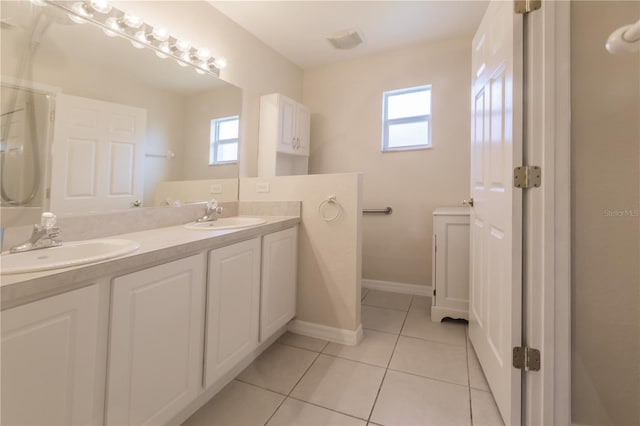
[260,226,298,341]
[1,284,106,426]
[258,93,310,176]
[204,238,261,388]
[106,254,206,426]
[431,207,470,322]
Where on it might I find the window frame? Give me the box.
[209,115,239,165]
[381,85,432,152]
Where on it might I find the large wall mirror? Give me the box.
[1,0,241,226]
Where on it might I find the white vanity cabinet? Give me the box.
[431,207,470,322]
[258,93,310,176]
[260,227,298,341]
[106,254,206,426]
[204,238,261,388]
[1,284,106,426]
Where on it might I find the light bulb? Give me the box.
[123,13,143,29]
[174,39,191,52]
[89,0,111,14]
[196,48,211,61]
[213,57,227,69]
[131,30,147,49]
[151,26,169,42]
[155,42,170,59]
[69,2,92,24]
[103,16,120,36]
[181,51,192,63]
[176,59,189,67]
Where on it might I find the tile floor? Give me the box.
[183,289,504,426]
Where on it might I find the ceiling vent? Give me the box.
[326,29,363,50]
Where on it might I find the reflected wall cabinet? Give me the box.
[431,207,470,322]
[258,93,310,176]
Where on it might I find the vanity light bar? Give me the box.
[40,0,226,77]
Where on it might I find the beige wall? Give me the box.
[240,174,363,331]
[303,38,471,287]
[183,85,242,180]
[571,2,640,425]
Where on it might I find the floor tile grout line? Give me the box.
[365,297,409,424]
[286,394,373,423]
[466,329,474,425]
[233,377,288,397]
[385,367,471,389]
[362,302,412,313]
[317,351,390,369]
[397,331,468,347]
[262,350,322,426]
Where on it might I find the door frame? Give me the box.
[522,1,571,425]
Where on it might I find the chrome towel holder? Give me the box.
[319,195,342,222]
[363,207,393,215]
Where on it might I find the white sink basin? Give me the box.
[1,239,140,275]
[184,217,267,231]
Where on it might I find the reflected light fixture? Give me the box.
[40,0,224,77]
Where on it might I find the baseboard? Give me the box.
[288,319,363,346]
[362,278,432,297]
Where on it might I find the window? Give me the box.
[381,85,432,151]
[209,116,239,165]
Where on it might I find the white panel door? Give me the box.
[469,1,523,425]
[107,255,205,426]
[1,284,104,426]
[50,94,146,215]
[260,227,298,341]
[205,238,261,388]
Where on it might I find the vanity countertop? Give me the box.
[1,216,300,310]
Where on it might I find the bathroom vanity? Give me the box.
[1,217,299,426]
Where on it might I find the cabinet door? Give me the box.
[278,96,297,154]
[107,255,205,426]
[261,227,298,341]
[1,284,104,426]
[205,238,261,388]
[432,216,470,321]
[295,104,311,156]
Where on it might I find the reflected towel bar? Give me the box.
[363,207,393,215]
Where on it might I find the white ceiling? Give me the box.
[209,1,489,69]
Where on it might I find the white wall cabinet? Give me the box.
[205,238,261,388]
[258,93,310,176]
[106,254,205,426]
[1,284,105,426]
[431,207,470,322]
[260,227,298,341]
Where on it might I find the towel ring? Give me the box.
[319,195,342,222]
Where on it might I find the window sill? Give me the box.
[381,145,432,153]
[208,161,238,166]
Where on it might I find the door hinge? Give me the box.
[513,166,541,189]
[513,346,541,371]
[514,0,541,14]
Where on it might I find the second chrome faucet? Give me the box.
[196,199,224,223]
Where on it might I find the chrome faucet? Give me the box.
[196,199,224,223]
[9,212,62,253]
